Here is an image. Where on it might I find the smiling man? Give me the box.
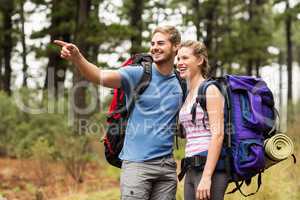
[54,25,183,200]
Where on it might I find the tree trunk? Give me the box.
[204,3,214,53]
[20,0,28,87]
[90,1,100,64]
[0,54,3,90]
[204,0,218,77]
[254,0,264,77]
[2,0,14,95]
[285,0,294,124]
[192,0,202,41]
[278,51,283,117]
[247,60,253,76]
[296,45,300,66]
[91,2,101,112]
[255,60,260,77]
[128,0,144,55]
[44,0,69,98]
[246,0,254,76]
[73,0,92,134]
[285,0,293,101]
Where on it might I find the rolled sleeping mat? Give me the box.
[264,133,294,169]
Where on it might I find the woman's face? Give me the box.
[177,47,203,79]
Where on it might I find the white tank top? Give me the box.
[179,90,212,157]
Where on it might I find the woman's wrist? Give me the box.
[202,170,213,178]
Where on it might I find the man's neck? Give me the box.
[155,59,174,76]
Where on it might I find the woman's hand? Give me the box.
[196,176,212,200]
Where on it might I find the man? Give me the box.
[55,25,183,200]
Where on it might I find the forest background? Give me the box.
[0,0,299,199]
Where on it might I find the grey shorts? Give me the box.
[120,155,177,200]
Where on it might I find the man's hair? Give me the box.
[152,25,181,45]
[180,40,210,78]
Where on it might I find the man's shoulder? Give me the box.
[120,64,144,71]
[118,64,144,78]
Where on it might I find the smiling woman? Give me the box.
[177,41,209,81]
[177,40,228,200]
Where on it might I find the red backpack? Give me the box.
[102,54,187,168]
[103,54,153,168]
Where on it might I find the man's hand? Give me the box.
[54,40,81,62]
[53,40,121,88]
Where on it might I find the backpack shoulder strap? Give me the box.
[191,78,222,124]
[191,77,232,142]
[174,69,187,102]
[173,69,188,149]
[127,57,152,115]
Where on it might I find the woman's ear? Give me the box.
[198,56,204,67]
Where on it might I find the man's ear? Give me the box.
[173,43,180,55]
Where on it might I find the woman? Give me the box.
[177,40,229,200]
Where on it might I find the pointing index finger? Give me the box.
[53,40,68,47]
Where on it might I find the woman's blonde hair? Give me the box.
[180,40,210,78]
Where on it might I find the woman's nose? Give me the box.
[177,60,183,67]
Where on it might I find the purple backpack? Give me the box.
[192,75,277,196]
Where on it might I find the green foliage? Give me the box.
[174,138,185,161]
[62,188,120,200]
[0,88,105,172]
[31,137,54,186]
[55,134,96,183]
[176,180,184,200]
[225,104,300,200]
[0,91,24,156]
[31,136,54,160]
[105,165,121,181]
[24,183,37,195]
[12,186,21,193]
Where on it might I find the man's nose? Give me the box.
[151,43,159,50]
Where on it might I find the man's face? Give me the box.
[150,32,176,64]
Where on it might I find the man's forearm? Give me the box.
[73,53,102,84]
[54,39,121,88]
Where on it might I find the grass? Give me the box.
[62,104,300,200]
[60,188,120,200]
[225,103,300,200]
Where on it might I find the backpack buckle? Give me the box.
[133,93,140,101]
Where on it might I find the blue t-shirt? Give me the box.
[118,64,183,162]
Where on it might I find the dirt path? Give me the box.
[0,158,119,200]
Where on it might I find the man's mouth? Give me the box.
[152,52,163,57]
